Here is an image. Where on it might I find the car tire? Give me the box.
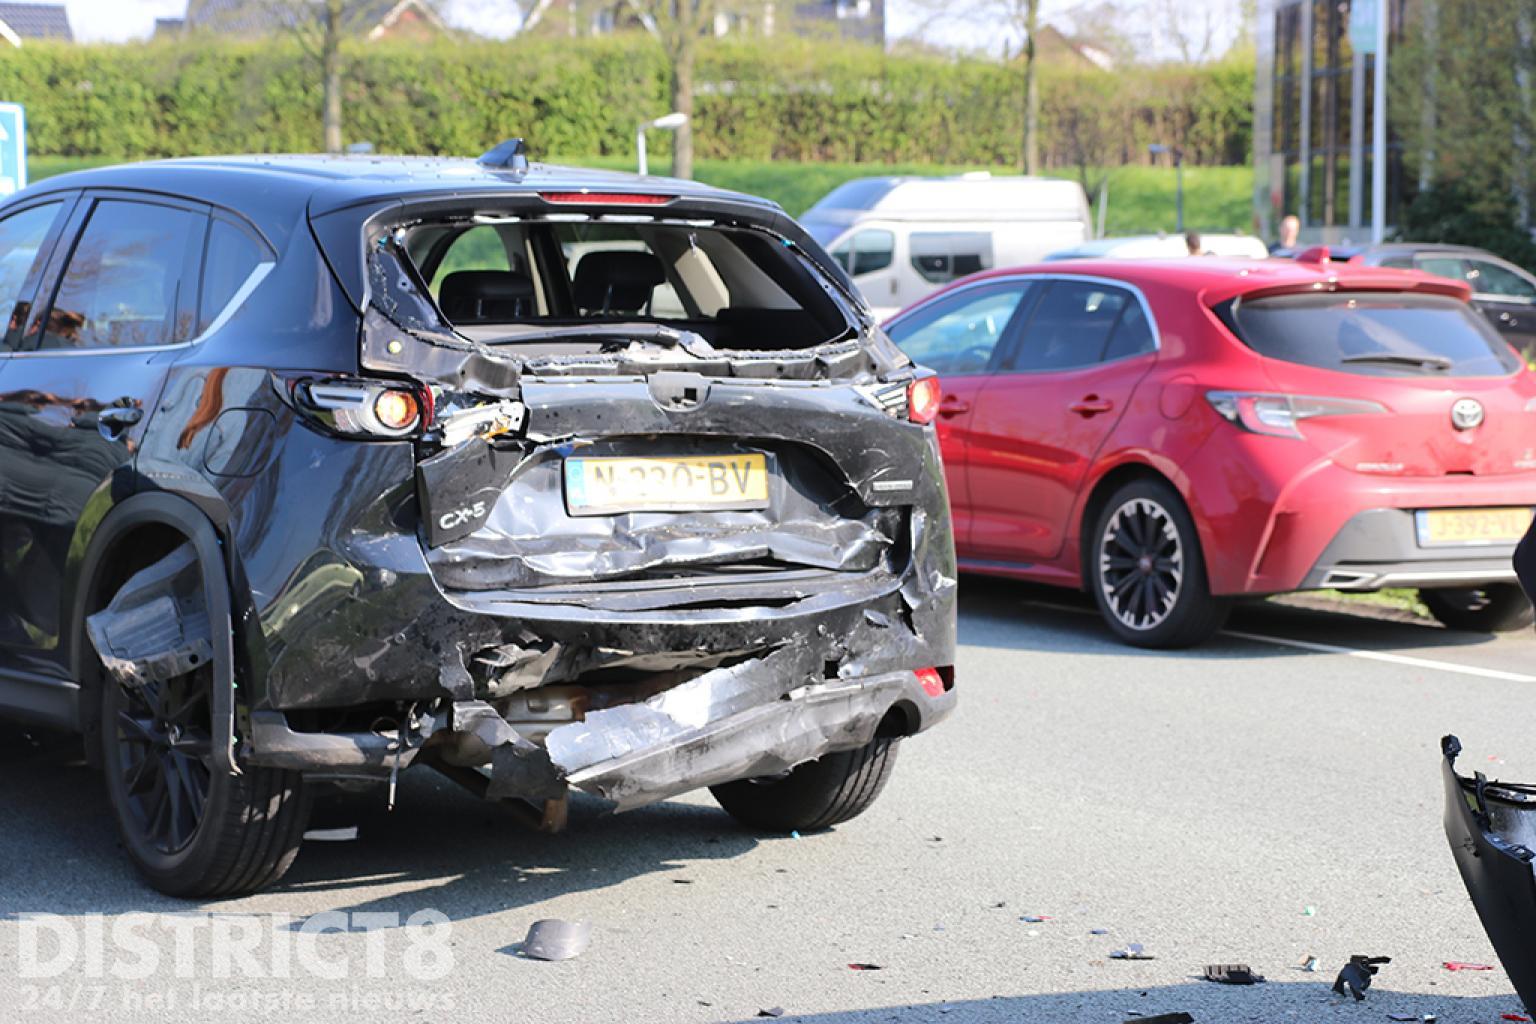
[710,737,900,832]
[1420,584,1535,633]
[1088,478,1231,649]
[100,663,309,898]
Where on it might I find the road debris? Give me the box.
[1332,955,1391,1001]
[757,1008,786,1018]
[1442,961,1496,971]
[1122,1013,1194,1024]
[1203,964,1265,985]
[1090,928,1109,935]
[1387,1015,1438,1022]
[1021,915,1052,923]
[1501,1014,1531,1022]
[1302,905,1318,916]
[1110,943,1155,960]
[518,919,591,961]
[847,963,883,971]
[1299,954,1320,972]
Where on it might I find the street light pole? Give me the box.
[1371,0,1388,243]
[636,112,689,177]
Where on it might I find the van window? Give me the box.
[910,232,993,285]
[830,230,895,277]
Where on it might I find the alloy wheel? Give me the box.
[1098,497,1185,632]
[112,671,215,855]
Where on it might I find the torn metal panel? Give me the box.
[86,544,213,687]
[1441,735,1536,1012]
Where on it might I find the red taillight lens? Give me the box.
[908,376,942,425]
[915,666,951,698]
[538,192,672,206]
[374,389,421,432]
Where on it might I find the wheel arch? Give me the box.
[68,491,240,776]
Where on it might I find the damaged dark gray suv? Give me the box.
[0,144,956,896]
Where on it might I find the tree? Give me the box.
[268,0,348,153]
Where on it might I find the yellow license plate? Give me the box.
[1415,507,1534,547]
[564,453,770,516]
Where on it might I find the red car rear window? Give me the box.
[1225,292,1521,378]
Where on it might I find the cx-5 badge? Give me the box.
[1451,397,1485,430]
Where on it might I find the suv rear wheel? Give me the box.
[1420,584,1535,633]
[710,737,900,832]
[1088,478,1230,649]
[100,663,309,898]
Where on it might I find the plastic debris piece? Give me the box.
[1443,961,1496,971]
[790,831,801,839]
[757,1008,786,1019]
[1502,1015,1531,1022]
[847,963,883,971]
[1299,955,1320,973]
[1333,955,1391,1001]
[519,919,591,962]
[1110,943,1155,960]
[1123,1014,1194,1024]
[1302,905,1318,916]
[1203,964,1265,985]
[1021,915,1052,923]
[673,878,695,884]
[302,826,359,842]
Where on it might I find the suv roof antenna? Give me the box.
[479,138,530,176]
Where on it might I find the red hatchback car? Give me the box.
[884,257,1536,647]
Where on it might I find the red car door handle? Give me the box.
[937,396,971,417]
[1070,396,1114,416]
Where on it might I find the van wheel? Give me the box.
[710,738,900,832]
[1420,584,1535,633]
[100,663,309,898]
[1088,478,1230,649]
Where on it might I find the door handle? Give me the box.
[937,396,971,417]
[97,405,143,441]
[1069,395,1114,416]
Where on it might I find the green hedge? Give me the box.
[0,36,1253,169]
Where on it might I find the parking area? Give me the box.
[1,579,1530,1023]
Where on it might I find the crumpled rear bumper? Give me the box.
[1441,735,1536,1012]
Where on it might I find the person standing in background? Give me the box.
[1270,214,1300,255]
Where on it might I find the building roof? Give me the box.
[184,0,443,38]
[0,2,72,44]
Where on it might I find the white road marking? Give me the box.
[1221,629,1536,683]
[1016,597,1536,683]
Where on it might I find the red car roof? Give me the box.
[941,257,1473,307]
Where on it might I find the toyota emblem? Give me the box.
[1451,398,1485,431]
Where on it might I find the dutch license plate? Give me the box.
[564,453,770,516]
[1415,507,1534,547]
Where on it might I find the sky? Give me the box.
[58,0,1243,59]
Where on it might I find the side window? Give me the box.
[910,231,994,285]
[198,218,267,335]
[0,202,64,352]
[830,229,894,277]
[885,282,1032,374]
[432,225,512,296]
[1415,255,1470,284]
[1466,259,1536,302]
[1008,281,1132,372]
[1101,297,1156,361]
[41,200,204,350]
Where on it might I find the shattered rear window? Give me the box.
[404,217,849,351]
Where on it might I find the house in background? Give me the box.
[522,0,886,46]
[159,0,446,41]
[0,2,73,46]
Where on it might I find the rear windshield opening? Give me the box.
[401,217,850,352]
[1223,292,1522,377]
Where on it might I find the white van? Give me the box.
[800,173,1092,319]
[1043,233,1271,261]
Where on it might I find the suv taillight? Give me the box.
[908,376,942,425]
[284,376,433,439]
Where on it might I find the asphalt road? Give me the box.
[2,580,1534,1023]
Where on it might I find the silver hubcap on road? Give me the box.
[1099,497,1184,631]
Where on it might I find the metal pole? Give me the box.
[1371,0,1388,243]
[1175,155,1184,233]
[637,126,648,177]
[1349,50,1365,230]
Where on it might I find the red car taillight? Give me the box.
[915,666,952,697]
[1205,390,1387,440]
[287,376,433,439]
[908,376,942,425]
